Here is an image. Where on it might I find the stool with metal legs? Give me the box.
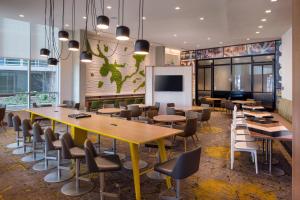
[44,128,73,183]
[84,139,121,199]
[21,121,44,162]
[32,125,57,171]
[60,133,94,196]
[10,115,27,153]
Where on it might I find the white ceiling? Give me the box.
[0,0,292,50]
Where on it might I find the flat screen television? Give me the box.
[155,75,183,91]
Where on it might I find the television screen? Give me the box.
[155,75,183,91]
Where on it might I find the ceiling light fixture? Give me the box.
[207,37,211,40]
[256,31,260,34]
[83,16,87,19]
[97,0,110,29]
[258,25,263,29]
[47,0,59,66]
[134,0,149,55]
[175,6,180,10]
[68,0,80,51]
[64,24,69,27]
[261,18,267,22]
[80,0,92,63]
[142,16,146,20]
[116,0,130,40]
[271,0,277,2]
[200,17,204,21]
[58,0,69,42]
[19,14,24,18]
[219,41,223,44]
[40,0,50,57]
[265,9,272,14]
[183,41,187,44]
[173,34,177,37]
[106,5,112,9]
[247,38,250,41]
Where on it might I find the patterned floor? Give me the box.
[0,111,292,200]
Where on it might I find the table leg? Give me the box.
[70,126,88,147]
[51,119,56,132]
[156,139,172,189]
[129,143,141,200]
[269,139,272,174]
[30,113,36,123]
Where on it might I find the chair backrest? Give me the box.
[84,139,99,173]
[63,100,74,108]
[119,101,127,109]
[7,112,14,127]
[155,102,160,110]
[166,107,176,115]
[22,119,32,138]
[171,146,202,179]
[201,109,211,121]
[185,111,198,119]
[167,103,175,107]
[103,104,115,108]
[119,110,132,120]
[32,123,44,143]
[61,133,75,159]
[127,105,141,117]
[44,128,56,151]
[0,108,6,121]
[184,118,198,137]
[147,109,158,119]
[201,103,210,108]
[32,102,39,108]
[74,103,80,110]
[12,115,22,131]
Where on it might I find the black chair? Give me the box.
[84,139,122,199]
[7,112,14,127]
[174,118,198,152]
[11,115,27,154]
[60,133,93,196]
[63,100,74,108]
[154,147,202,200]
[167,103,175,107]
[74,103,80,110]
[0,107,6,131]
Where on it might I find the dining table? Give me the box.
[153,115,186,128]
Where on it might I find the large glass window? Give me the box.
[214,65,231,91]
[197,67,211,91]
[232,64,251,92]
[263,65,273,92]
[0,18,59,110]
[253,65,263,92]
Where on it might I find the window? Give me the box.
[214,65,231,91]
[232,64,251,92]
[253,65,263,92]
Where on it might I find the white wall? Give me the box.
[279,27,293,100]
[145,66,193,114]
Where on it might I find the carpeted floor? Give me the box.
[0,111,292,200]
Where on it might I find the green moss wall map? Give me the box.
[85,37,151,96]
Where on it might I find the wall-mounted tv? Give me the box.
[155,75,183,91]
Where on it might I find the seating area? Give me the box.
[0,0,299,199]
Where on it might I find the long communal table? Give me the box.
[26,107,182,200]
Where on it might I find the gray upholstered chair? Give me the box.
[63,100,74,108]
[60,133,93,196]
[84,139,122,199]
[7,112,14,127]
[0,107,6,131]
[11,115,27,154]
[154,147,202,200]
[22,122,44,163]
[167,103,175,107]
[74,103,80,110]
[166,104,185,116]
[166,107,177,115]
[103,103,115,108]
[174,118,198,152]
[200,109,211,125]
[118,101,127,110]
[117,110,132,120]
[44,129,73,183]
[127,105,142,120]
[32,102,39,108]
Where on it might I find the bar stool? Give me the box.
[154,147,202,200]
[32,125,57,171]
[44,128,73,183]
[11,116,28,154]
[60,133,94,196]
[7,113,22,149]
[21,121,44,162]
[84,139,122,199]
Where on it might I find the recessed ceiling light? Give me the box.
[207,37,211,40]
[142,16,146,20]
[247,38,250,41]
[265,9,272,14]
[258,25,263,29]
[219,41,223,44]
[106,5,112,9]
[83,16,87,19]
[65,24,70,27]
[261,18,267,22]
[200,17,204,21]
[256,31,260,34]
[196,44,200,48]
[19,14,24,18]
[271,0,277,2]
[173,34,177,37]
[183,41,187,44]
[175,6,181,10]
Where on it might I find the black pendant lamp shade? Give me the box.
[97,15,109,29]
[40,48,50,57]
[58,30,69,41]
[80,51,92,63]
[116,26,130,41]
[48,57,58,66]
[68,40,79,51]
[134,39,149,55]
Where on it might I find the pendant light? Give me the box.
[58,0,69,41]
[68,0,80,51]
[80,0,92,63]
[96,0,109,29]
[116,0,130,41]
[47,0,59,66]
[134,0,149,55]
[40,0,50,57]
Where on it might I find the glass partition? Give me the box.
[214,65,231,91]
[232,64,251,92]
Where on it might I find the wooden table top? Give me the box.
[242,105,265,110]
[26,107,181,145]
[98,108,122,114]
[249,130,293,141]
[174,106,209,112]
[129,104,151,108]
[244,111,272,118]
[153,115,186,123]
[232,100,256,105]
[205,97,222,101]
